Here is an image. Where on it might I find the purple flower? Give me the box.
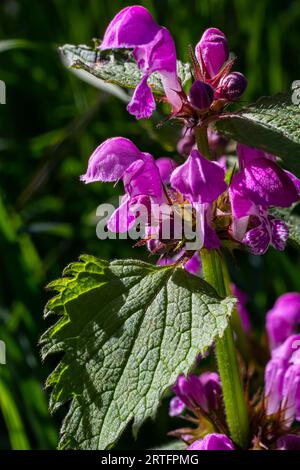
[266,293,300,350]
[171,372,222,416]
[230,144,300,254]
[100,6,182,119]
[231,284,251,333]
[264,334,300,426]
[170,149,227,204]
[81,137,165,232]
[195,28,229,79]
[188,433,235,450]
[189,80,214,110]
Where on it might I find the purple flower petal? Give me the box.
[188,434,234,450]
[276,435,300,450]
[265,335,300,418]
[195,28,229,79]
[243,214,288,256]
[127,74,156,119]
[243,218,271,255]
[184,252,202,276]
[155,157,177,184]
[170,150,227,204]
[237,144,276,169]
[267,293,300,350]
[81,137,143,183]
[269,218,289,251]
[169,396,185,417]
[123,153,165,203]
[107,194,135,233]
[231,158,299,208]
[172,372,222,414]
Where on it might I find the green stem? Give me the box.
[195,126,249,448]
[195,125,210,158]
[202,250,249,448]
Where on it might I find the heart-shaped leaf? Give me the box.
[41,256,235,449]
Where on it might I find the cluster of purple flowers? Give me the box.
[81,5,300,272]
[168,292,300,450]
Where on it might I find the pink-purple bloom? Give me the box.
[264,335,300,426]
[188,433,235,450]
[100,6,182,119]
[230,144,300,255]
[266,293,300,350]
[170,372,222,416]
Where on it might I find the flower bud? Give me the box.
[189,80,214,110]
[195,28,229,78]
[216,72,248,100]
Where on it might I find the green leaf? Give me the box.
[216,87,300,176]
[41,256,235,450]
[270,205,300,250]
[60,44,191,96]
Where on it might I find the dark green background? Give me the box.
[0,0,299,450]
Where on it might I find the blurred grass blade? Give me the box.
[0,380,30,450]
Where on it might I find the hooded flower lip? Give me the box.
[266,293,300,350]
[80,137,144,183]
[188,433,235,450]
[230,157,299,209]
[170,149,227,204]
[100,5,181,119]
[195,28,229,79]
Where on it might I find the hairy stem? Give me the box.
[201,249,249,448]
